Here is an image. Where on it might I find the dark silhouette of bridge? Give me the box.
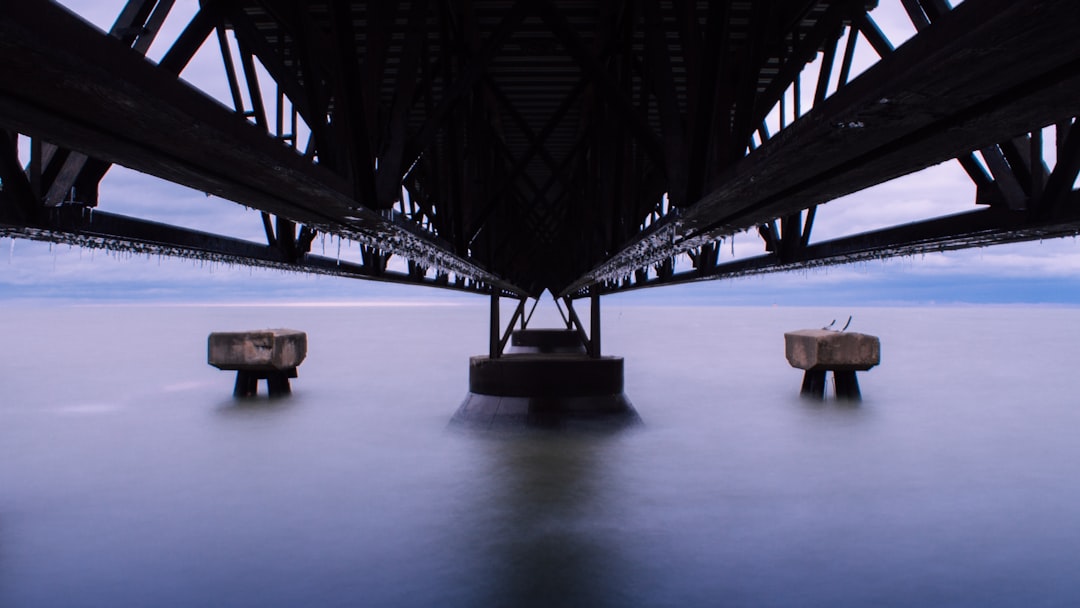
[2,0,1079,359]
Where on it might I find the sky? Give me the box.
[3,0,1079,306]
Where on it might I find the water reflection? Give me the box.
[797,392,867,416]
[214,396,296,417]
[463,430,634,607]
[4,304,1080,606]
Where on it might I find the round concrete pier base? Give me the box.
[450,352,640,429]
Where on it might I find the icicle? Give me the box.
[8,238,13,263]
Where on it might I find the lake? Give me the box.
[1,302,1078,606]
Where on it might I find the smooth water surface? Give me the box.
[1,303,1078,607]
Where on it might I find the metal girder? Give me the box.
[1037,122,1080,219]
[749,2,845,136]
[4,0,1079,300]
[564,0,1080,296]
[681,0,727,205]
[467,77,590,242]
[319,0,384,206]
[38,0,176,209]
[601,200,1080,294]
[375,0,431,208]
[0,131,36,222]
[401,0,532,170]
[643,0,688,207]
[0,1,526,296]
[0,205,487,294]
[534,0,665,170]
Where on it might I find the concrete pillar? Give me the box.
[800,370,827,399]
[233,369,296,398]
[234,370,259,398]
[208,329,306,398]
[833,370,861,400]
[784,329,879,401]
[452,350,639,429]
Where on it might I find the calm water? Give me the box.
[1,302,1079,607]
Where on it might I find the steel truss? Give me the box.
[0,0,1078,300]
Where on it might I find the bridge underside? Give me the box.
[1,0,1079,300]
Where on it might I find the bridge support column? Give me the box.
[800,370,827,399]
[451,293,639,429]
[589,285,601,358]
[785,329,879,401]
[234,368,297,398]
[490,290,501,359]
[208,329,307,399]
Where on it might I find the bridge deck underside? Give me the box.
[1,0,1079,298]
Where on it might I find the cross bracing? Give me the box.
[1,0,1078,299]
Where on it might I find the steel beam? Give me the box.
[565,0,1080,296]
[0,1,526,296]
[0,206,489,293]
[600,201,1080,293]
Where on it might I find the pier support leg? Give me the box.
[589,285,601,358]
[233,368,297,397]
[234,371,259,398]
[785,329,878,401]
[490,290,501,359]
[210,329,307,399]
[266,370,295,397]
[833,370,861,401]
[800,370,827,399]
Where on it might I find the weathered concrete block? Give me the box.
[208,329,307,371]
[784,329,880,372]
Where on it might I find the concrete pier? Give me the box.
[452,329,639,428]
[508,328,587,354]
[784,329,880,400]
[208,329,307,397]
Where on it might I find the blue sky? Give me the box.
[3,0,1080,306]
